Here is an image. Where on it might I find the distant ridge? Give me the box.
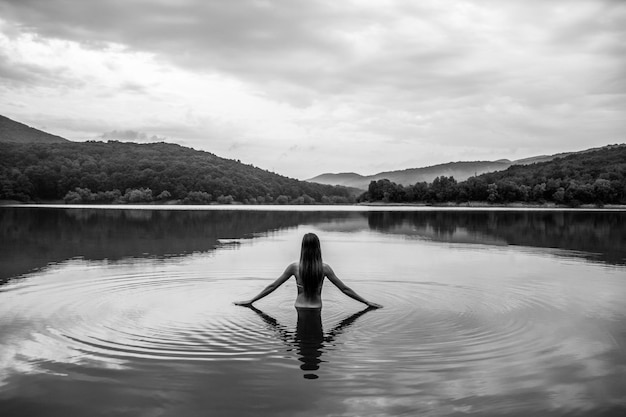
[307,147,612,189]
[308,160,512,189]
[0,114,69,144]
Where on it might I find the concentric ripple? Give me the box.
[311,279,566,374]
[1,255,623,376]
[1,238,626,417]
[0,260,291,365]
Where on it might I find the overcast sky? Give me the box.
[0,0,624,179]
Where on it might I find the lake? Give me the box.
[1,206,625,416]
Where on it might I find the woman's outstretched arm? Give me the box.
[234,263,296,306]
[324,264,382,308]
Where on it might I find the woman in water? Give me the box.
[235,233,382,309]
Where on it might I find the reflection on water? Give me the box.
[248,306,374,379]
[367,210,626,265]
[1,207,626,416]
[1,208,624,284]
[0,207,360,282]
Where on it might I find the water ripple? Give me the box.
[1,266,289,363]
[1,257,624,405]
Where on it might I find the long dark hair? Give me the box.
[299,233,324,296]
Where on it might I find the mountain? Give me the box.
[0,114,69,144]
[0,140,353,203]
[359,144,626,206]
[0,114,355,204]
[308,172,372,189]
[480,144,626,185]
[308,160,513,189]
[307,147,604,189]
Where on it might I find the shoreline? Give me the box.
[2,200,625,211]
[358,201,626,210]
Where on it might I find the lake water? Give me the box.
[1,206,625,416]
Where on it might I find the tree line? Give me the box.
[359,145,626,206]
[0,141,354,204]
[2,140,624,206]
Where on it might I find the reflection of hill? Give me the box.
[2,208,624,283]
[367,211,626,266]
[0,208,359,282]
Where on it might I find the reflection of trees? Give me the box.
[0,208,361,282]
[2,208,623,283]
[248,305,374,379]
[367,211,626,265]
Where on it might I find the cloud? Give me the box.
[5,0,621,103]
[0,29,85,89]
[0,0,624,178]
[98,129,169,142]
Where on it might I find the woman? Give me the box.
[235,233,382,309]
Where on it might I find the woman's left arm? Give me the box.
[234,263,296,306]
[325,264,382,308]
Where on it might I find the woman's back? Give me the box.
[294,262,326,309]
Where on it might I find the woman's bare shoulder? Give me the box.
[322,263,343,284]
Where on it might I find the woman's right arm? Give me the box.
[324,264,382,308]
[234,263,296,306]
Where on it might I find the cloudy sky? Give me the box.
[0,0,624,179]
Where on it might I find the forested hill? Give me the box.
[360,144,626,206]
[0,141,353,204]
[0,115,69,144]
[309,149,593,190]
[478,144,626,187]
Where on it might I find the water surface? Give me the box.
[1,207,625,416]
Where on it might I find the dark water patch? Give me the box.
[0,207,365,282]
[366,210,626,265]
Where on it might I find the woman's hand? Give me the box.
[234,300,253,307]
[367,302,383,309]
